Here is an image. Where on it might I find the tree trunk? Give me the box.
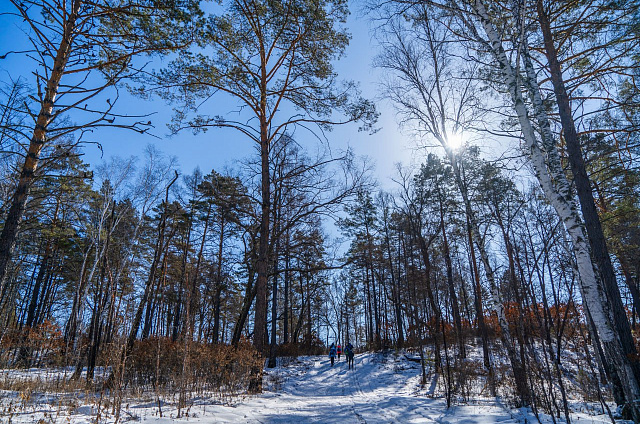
[438,195,464,358]
[104,171,178,389]
[384,222,404,347]
[467,214,493,387]
[283,228,290,344]
[268,203,281,368]
[249,125,269,392]
[0,0,81,305]
[619,258,640,324]
[86,210,115,382]
[306,272,312,344]
[232,263,256,346]
[17,241,52,367]
[416,231,443,372]
[363,266,373,344]
[188,203,211,338]
[537,0,640,393]
[253,65,271,356]
[446,144,530,406]
[469,0,638,413]
[213,217,225,344]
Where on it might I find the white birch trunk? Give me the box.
[471,0,640,413]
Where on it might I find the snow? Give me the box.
[0,353,623,423]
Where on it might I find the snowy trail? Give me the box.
[3,353,618,423]
[149,353,526,424]
[229,354,438,424]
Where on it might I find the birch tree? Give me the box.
[473,2,640,416]
[533,0,640,392]
[375,9,532,405]
[376,0,640,416]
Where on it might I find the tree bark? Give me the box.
[104,171,178,389]
[536,0,640,390]
[0,0,81,309]
[253,63,271,358]
[438,194,464,358]
[468,0,638,414]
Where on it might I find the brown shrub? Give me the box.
[277,337,324,357]
[274,334,325,358]
[123,338,263,397]
[452,358,485,400]
[0,321,64,368]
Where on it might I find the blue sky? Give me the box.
[0,1,416,191]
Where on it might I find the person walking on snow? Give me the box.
[345,342,355,370]
[329,343,337,366]
[337,344,342,361]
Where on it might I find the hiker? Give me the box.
[329,343,337,366]
[345,342,355,370]
[337,344,342,361]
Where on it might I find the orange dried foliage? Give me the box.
[0,321,64,367]
[124,337,263,395]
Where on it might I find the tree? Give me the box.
[533,0,640,401]
[417,155,465,358]
[196,170,248,344]
[105,169,179,387]
[157,0,377,356]
[13,146,94,366]
[338,190,381,348]
[375,8,530,404]
[377,191,405,347]
[586,134,640,319]
[466,1,640,414]
[0,0,199,309]
[384,0,640,415]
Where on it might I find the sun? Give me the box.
[446,132,465,150]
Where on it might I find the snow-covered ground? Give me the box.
[0,353,621,423]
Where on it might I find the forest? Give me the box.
[0,0,639,422]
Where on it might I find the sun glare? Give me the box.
[446,132,465,150]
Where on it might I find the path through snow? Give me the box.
[140,353,513,423]
[2,353,618,423]
[132,353,612,423]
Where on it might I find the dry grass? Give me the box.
[0,338,264,422]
